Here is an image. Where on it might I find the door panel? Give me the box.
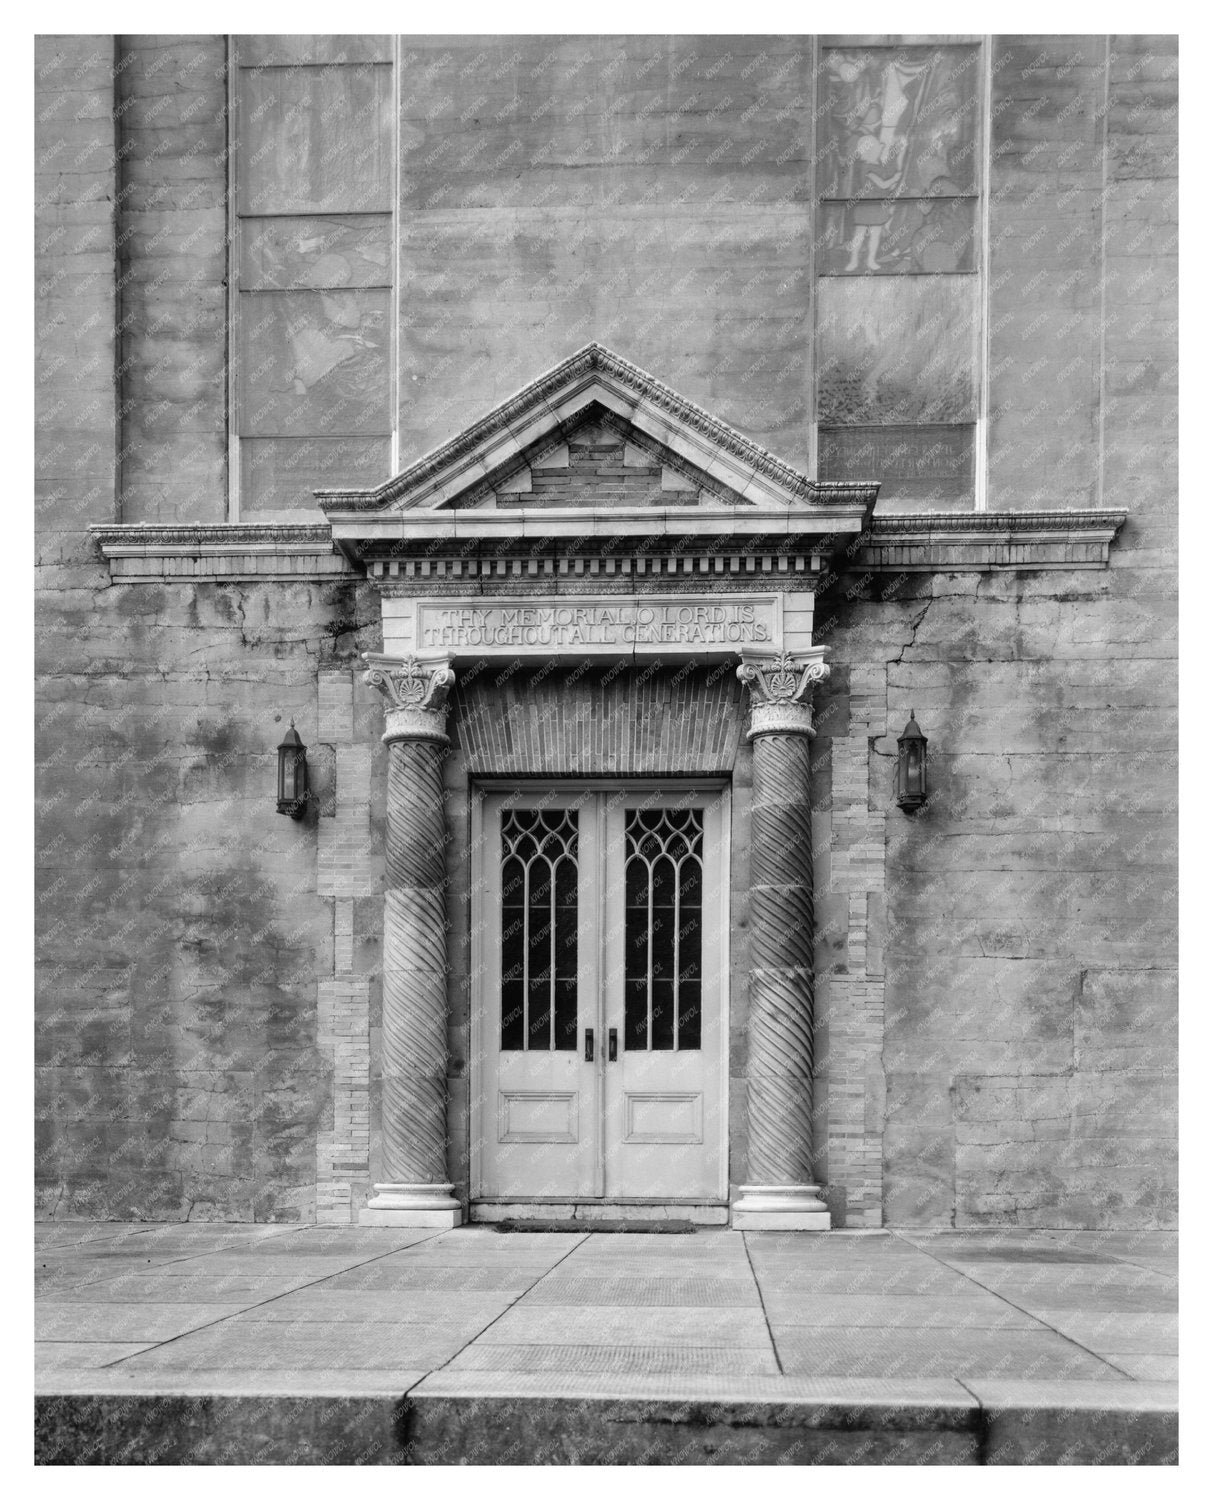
[474,784,726,1203]
[603,793,724,1199]
[478,792,601,1198]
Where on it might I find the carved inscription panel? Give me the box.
[382,593,808,659]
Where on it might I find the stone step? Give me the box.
[34,1380,1180,1465]
[470,1200,729,1226]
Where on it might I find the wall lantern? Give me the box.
[276,722,309,820]
[895,710,928,815]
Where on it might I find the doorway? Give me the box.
[471,782,729,1207]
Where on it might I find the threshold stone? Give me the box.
[493,1219,695,1234]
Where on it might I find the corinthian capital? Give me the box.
[362,653,456,745]
[737,649,830,739]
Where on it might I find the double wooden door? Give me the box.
[472,784,728,1204]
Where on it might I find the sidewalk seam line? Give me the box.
[36,1224,313,1293]
[887,1230,1136,1383]
[82,1229,449,1372]
[740,1231,784,1376]
[409,1231,592,1386]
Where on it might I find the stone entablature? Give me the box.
[315,344,880,586]
[90,510,1129,582]
[366,551,824,583]
[381,591,814,660]
[367,552,824,584]
[334,501,871,551]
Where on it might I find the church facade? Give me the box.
[35,35,1178,1230]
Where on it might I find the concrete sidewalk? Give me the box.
[35,1223,1178,1464]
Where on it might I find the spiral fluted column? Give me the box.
[733,650,832,1231]
[359,653,461,1228]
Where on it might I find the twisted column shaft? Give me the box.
[382,739,448,1184]
[733,649,829,1228]
[747,730,815,1183]
[359,654,459,1222]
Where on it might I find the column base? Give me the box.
[730,1183,832,1231]
[358,1183,463,1228]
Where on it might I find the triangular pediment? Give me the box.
[443,401,748,512]
[316,343,874,518]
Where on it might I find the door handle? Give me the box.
[584,1028,594,1062]
[608,1027,618,1062]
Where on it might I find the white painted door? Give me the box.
[477,789,602,1199]
[474,784,727,1204]
[601,789,725,1199]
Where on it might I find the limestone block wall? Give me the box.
[811,528,1177,1229]
[36,36,118,583]
[36,35,387,1221]
[807,32,1177,1230]
[115,36,229,523]
[35,573,383,1220]
[396,34,815,471]
[986,36,1177,512]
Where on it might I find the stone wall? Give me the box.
[36,36,118,575]
[811,529,1177,1227]
[116,35,229,523]
[987,36,1177,514]
[809,33,1178,1230]
[35,33,1177,1225]
[35,575,382,1220]
[396,34,815,471]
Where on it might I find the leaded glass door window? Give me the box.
[624,808,704,1053]
[500,809,580,1052]
[473,785,727,1205]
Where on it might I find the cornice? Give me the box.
[93,524,335,548]
[87,509,1129,583]
[846,509,1128,572]
[91,523,349,582]
[867,510,1127,536]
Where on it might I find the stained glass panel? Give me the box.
[818,197,978,275]
[237,63,394,215]
[819,46,982,201]
[237,289,391,438]
[816,276,981,426]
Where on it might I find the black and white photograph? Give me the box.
[32,8,1182,1467]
